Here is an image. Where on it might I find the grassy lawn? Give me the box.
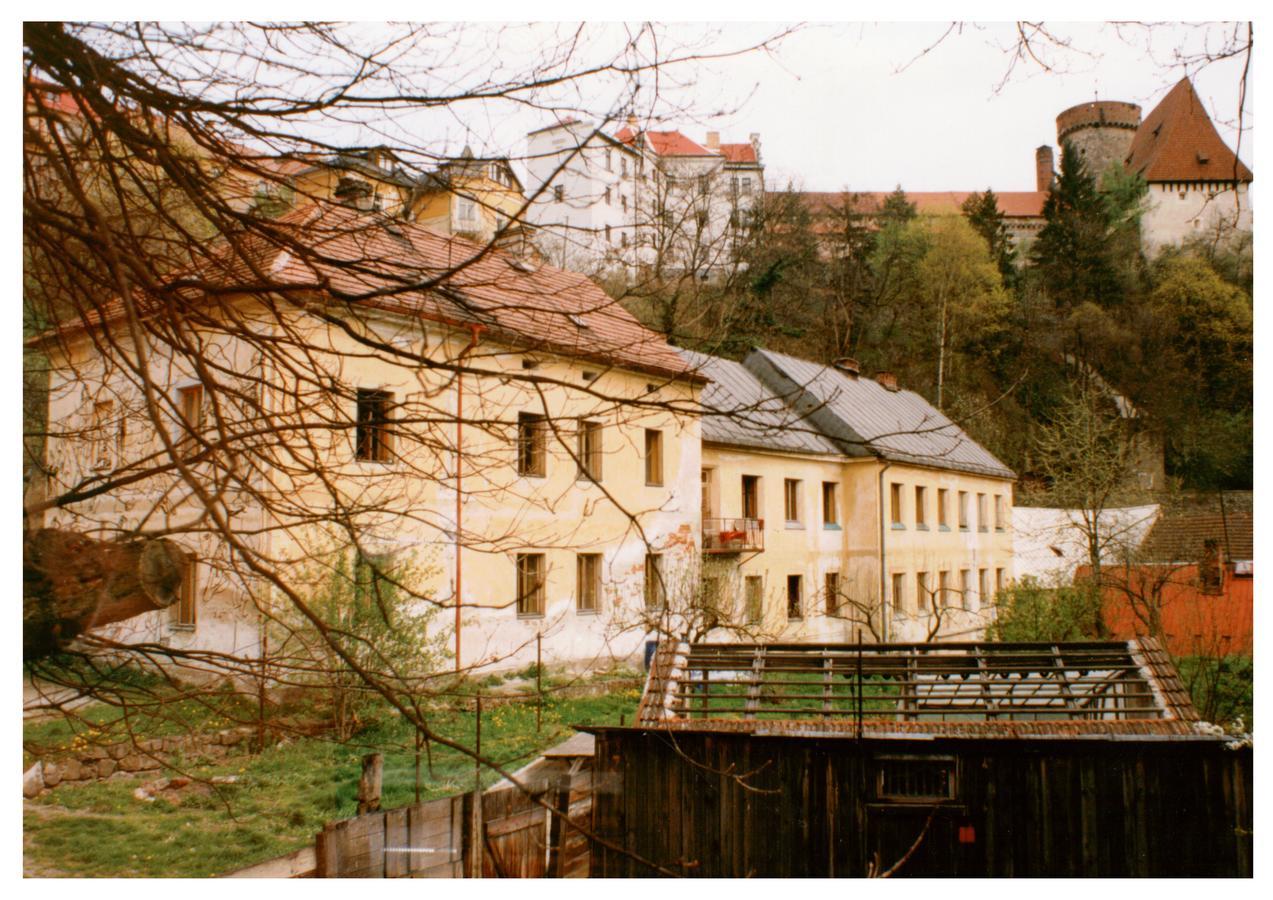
[23,670,643,877]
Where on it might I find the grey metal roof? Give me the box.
[745,348,1016,480]
[678,349,842,456]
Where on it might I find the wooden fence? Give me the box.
[298,744,594,878]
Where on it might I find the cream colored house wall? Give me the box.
[699,445,1014,644]
[40,298,702,673]
[881,463,1014,641]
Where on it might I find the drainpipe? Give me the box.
[454,324,483,671]
[877,461,892,642]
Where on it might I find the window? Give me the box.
[644,554,665,609]
[730,175,739,196]
[977,493,988,532]
[745,576,763,624]
[958,491,969,530]
[171,555,197,629]
[355,389,393,462]
[700,577,722,628]
[784,479,801,524]
[822,482,839,527]
[621,194,628,213]
[938,570,950,608]
[516,553,546,616]
[605,150,612,172]
[978,568,990,609]
[960,569,972,611]
[620,157,628,177]
[577,419,602,481]
[742,475,760,520]
[741,177,754,196]
[701,468,715,518]
[644,429,663,486]
[891,572,906,613]
[516,413,546,477]
[891,483,904,527]
[995,568,1005,599]
[937,489,949,529]
[353,552,394,608]
[456,197,477,223]
[604,186,611,206]
[620,231,628,248]
[786,575,802,620]
[875,757,956,802]
[995,495,1007,532]
[917,572,929,611]
[825,571,840,615]
[605,224,612,243]
[576,554,601,613]
[553,184,564,203]
[915,486,927,529]
[177,384,204,441]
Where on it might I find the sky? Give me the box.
[613,22,1255,193]
[323,21,1254,195]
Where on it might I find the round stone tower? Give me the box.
[1055,100,1142,185]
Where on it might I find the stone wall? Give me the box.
[24,725,256,796]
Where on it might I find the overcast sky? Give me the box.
[642,22,1254,193]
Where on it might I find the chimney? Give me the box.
[626,113,638,130]
[749,132,762,162]
[1035,145,1055,192]
[833,357,860,377]
[705,131,720,150]
[334,176,374,211]
[876,371,899,392]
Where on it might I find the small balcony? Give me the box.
[702,517,764,554]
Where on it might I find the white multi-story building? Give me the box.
[524,117,764,277]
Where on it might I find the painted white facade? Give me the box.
[525,120,763,277]
[1012,505,1160,586]
[1141,181,1253,254]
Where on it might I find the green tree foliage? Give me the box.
[960,189,1016,286]
[1139,255,1253,488]
[271,545,447,741]
[986,576,1103,642]
[1031,142,1121,310]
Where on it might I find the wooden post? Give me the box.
[357,752,383,815]
[536,631,543,733]
[471,694,483,879]
[545,772,572,877]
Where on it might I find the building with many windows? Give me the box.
[524,117,764,276]
[684,348,1015,642]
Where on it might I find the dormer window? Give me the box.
[1196,151,1210,164]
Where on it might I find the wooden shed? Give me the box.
[588,638,1251,877]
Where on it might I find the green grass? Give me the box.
[23,673,643,877]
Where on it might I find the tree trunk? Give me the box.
[23,528,188,660]
[357,752,383,814]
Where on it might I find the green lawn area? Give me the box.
[23,670,643,877]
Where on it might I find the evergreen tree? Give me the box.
[1031,142,1120,310]
[878,184,917,225]
[960,188,1017,286]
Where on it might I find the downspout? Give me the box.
[454,324,483,672]
[877,461,892,642]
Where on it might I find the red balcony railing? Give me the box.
[702,517,764,554]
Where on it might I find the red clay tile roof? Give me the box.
[614,127,714,157]
[1138,512,1254,563]
[798,190,1046,220]
[719,143,758,164]
[50,204,700,383]
[1127,78,1253,183]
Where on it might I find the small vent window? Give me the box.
[875,756,956,803]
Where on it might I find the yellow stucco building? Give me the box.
[685,348,1015,643]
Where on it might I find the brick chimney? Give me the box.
[705,131,720,150]
[1035,145,1055,192]
[876,371,899,392]
[833,357,860,377]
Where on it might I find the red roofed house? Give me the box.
[788,77,1250,260]
[1099,506,1253,658]
[36,201,708,673]
[525,116,763,276]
